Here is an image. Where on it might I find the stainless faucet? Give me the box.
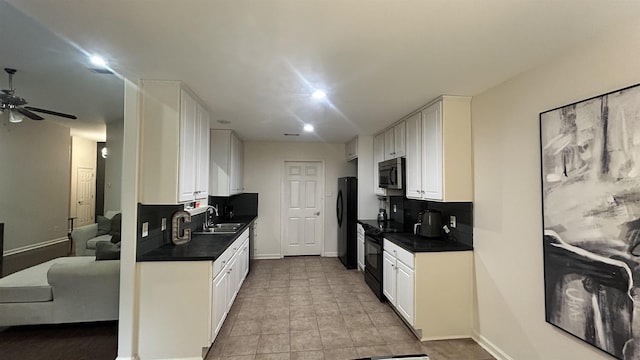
[204,205,219,230]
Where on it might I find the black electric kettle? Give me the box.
[414,209,443,238]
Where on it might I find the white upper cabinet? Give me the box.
[373,133,386,195]
[195,104,210,199]
[210,129,244,196]
[384,128,395,160]
[422,102,443,200]
[345,136,358,161]
[405,112,423,199]
[140,80,210,204]
[383,121,406,160]
[393,121,406,158]
[405,96,472,202]
[178,90,198,202]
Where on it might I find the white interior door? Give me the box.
[76,166,95,227]
[282,161,323,256]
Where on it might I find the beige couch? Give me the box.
[72,210,120,256]
[0,256,119,326]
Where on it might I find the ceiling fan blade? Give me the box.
[16,108,45,120]
[24,106,77,120]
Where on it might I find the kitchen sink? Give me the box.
[215,223,245,229]
[193,223,245,235]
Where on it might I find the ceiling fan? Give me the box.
[0,67,77,123]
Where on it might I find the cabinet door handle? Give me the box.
[222,260,226,264]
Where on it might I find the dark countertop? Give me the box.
[382,232,473,253]
[357,219,404,233]
[358,219,473,253]
[137,215,256,262]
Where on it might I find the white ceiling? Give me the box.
[0,1,124,141]
[5,0,640,143]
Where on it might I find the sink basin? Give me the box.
[194,228,236,234]
[214,223,245,230]
[193,223,245,235]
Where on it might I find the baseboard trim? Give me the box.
[4,237,68,256]
[472,330,514,360]
[115,355,140,360]
[253,254,282,260]
[323,252,337,257]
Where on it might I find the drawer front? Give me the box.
[383,239,414,269]
[213,246,233,277]
[213,235,246,277]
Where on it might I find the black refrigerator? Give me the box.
[337,177,357,269]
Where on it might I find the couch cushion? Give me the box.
[87,234,113,250]
[0,257,95,303]
[96,215,112,236]
[95,241,121,261]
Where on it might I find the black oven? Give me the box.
[364,228,384,301]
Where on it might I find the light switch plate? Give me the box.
[161,218,167,231]
[142,222,149,237]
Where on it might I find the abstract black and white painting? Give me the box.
[541,84,640,359]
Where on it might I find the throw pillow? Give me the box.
[110,232,121,244]
[96,215,111,236]
[95,241,121,261]
[109,213,122,236]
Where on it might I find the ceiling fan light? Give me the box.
[9,110,23,123]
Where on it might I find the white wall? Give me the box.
[356,135,379,219]
[105,118,124,212]
[244,141,355,258]
[472,21,640,360]
[0,120,70,251]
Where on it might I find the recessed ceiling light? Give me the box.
[311,90,326,100]
[89,55,108,68]
[303,124,314,132]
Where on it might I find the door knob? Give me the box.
[314,212,320,216]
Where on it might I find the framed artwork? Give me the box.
[540,83,640,359]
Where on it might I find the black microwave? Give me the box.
[379,158,404,189]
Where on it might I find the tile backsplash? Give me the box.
[136,203,183,257]
[389,196,473,247]
[209,193,258,222]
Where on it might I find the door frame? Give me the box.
[279,160,326,258]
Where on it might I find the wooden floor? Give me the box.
[0,321,117,360]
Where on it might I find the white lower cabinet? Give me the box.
[210,229,250,343]
[383,242,414,326]
[357,223,365,270]
[382,250,398,306]
[395,259,415,325]
[211,263,230,336]
[383,238,474,341]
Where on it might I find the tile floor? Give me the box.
[206,256,494,360]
